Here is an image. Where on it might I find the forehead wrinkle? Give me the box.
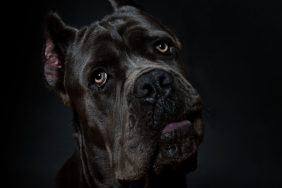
[109,14,179,48]
[76,22,110,51]
[102,7,165,36]
[99,19,124,45]
[78,21,124,58]
[74,23,121,62]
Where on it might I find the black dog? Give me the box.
[43,0,203,187]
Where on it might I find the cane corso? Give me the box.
[43,0,203,187]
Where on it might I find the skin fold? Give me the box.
[43,1,204,187]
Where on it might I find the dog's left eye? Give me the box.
[93,69,108,88]
[154,41,169,53]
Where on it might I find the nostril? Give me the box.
[159,73,173,87]
[134,69,173,100]
[135,83,154,98]
[142,84,153,97]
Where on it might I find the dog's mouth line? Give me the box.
[157,111,201,146]
[161,120,192,134]
[159,108,201,134]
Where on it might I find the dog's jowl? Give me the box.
[43,0,204,187]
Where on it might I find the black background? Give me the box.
[4,0,282,187]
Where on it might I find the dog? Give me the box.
[43,0,204,187]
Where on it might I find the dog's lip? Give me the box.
[161,120,192,134]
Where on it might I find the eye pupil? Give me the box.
[96,73,102,80]
[159,43,165,49]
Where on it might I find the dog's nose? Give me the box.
[134,69,173,102]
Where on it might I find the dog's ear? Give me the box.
[108,0,140,10]
[43,12,77,106]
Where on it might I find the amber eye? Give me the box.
[155,41,169,53]
[93,69,108,87]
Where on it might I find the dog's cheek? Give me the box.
[113,120,158,181]
[114,142,156,180]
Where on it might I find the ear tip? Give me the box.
[45,11,62,24]
[46,11,60,18]
[108,0,141,11]
[44,11,66,34]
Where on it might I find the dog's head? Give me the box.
[43,0,203,182]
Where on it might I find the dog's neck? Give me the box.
[115,174,187,188]
[69,118,188,188]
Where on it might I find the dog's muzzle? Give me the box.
[133,69,173,103]
[131,68,202,157]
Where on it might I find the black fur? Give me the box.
[43,1,204,187]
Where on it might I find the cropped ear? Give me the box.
[108,0,140,10]
[43,12,77,106]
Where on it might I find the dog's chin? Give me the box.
[114,113,203,181]
[152,116,203,175]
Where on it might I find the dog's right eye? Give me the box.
[93,69,108,88]
[154,41,170,54]
[155,42,169,53]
